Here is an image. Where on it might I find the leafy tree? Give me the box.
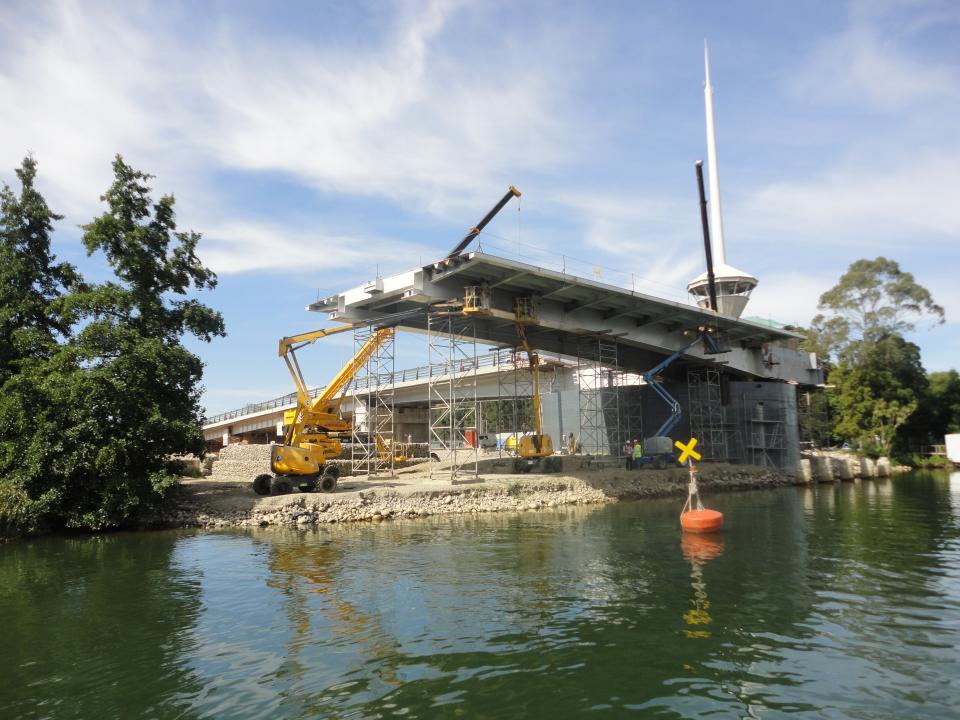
[0,157,80,535]
[0,156,78,382]
[830,335,927,455]
[928,370,960,435]
[1,156,224,536]
[905,369,960,448]
[811,257,944,362]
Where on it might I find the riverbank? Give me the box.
[156,460,797,529]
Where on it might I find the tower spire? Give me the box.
[687,42,758,319]
[703,41,726,265]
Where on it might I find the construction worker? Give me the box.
[632,440,644,469]
[624,440,633,469]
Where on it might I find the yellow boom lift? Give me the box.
[512,303,561,473]
[252,324,395,496]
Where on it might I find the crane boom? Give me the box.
[446,186,521,259]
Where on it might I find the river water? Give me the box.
[3,471,960,719]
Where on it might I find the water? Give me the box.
[3,471,960,719]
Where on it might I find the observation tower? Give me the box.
[687,43,758,319]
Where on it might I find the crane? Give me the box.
[252,324,395,495]
[445,186,521,259]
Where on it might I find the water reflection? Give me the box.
[0,531,204,720]
[3,474,960,718]
[680,534,724,639]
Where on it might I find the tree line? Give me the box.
[1,156,224,538]
[795,257,958,461]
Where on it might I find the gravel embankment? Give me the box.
[159,453,796,530]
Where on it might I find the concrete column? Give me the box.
[860,457,878,478]
[798,458,813,483]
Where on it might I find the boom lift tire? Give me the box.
[298,475,319,493]
[271,478,293,495]
[319,474,338,493]
[252,474,273,496]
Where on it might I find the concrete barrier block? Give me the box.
[876,457,892,477]
[832,457,855,480]
[812,456,834,483]
[860,457,877,478]
[799,458,813,483]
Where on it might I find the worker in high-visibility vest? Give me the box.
[632,440,644,468]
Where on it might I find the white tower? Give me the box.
[687,42,758,319]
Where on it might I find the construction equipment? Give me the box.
[251,324,395,495]
[375,434,409,463]
[511,301,561,473]
[637,330,727,469]
[445,186,521,259]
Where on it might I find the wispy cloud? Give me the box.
[0,0,580,273]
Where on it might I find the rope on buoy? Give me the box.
[680,459,724,533]
[681,460,704,514]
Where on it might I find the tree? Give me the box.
[0,157,80,536]
[0,156,78,382]
[805,258,945,456]
[1,155,225,535]
[830,335,927,455]
[811,257,944,362]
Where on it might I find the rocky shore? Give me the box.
[156,450,798,530]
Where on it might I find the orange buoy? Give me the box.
[680,508,724,534]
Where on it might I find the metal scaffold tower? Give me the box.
[742,397,786,469]
[493,346,534,456]
[428,309,479,481]
[577,335,621,455]
[350,324,396,477]
[619,384,643,447]
[686,368,727,461]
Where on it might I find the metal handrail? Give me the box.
[203,349,530,425]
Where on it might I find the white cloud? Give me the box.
[733,148,960,250]
[793,27,957,109]
[199,219,431,276]
[0,0,578,271]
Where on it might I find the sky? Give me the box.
[2,0,958,415]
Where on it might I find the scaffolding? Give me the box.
[686,368,727,461]
[740,397,786,469]
[350,324,396,477]
[428,309,479,481]
[577,335,621,455]
[492,346,533,457]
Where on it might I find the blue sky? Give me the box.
[2,0,958,414]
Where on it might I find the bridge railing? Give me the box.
[203,349,517,426]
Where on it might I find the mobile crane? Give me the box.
[252,324,395,495]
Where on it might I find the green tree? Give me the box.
[808,258,944,456]
[811,256,944,362]
[0,156,78,382]
[830,335,928,455]
[0,157,80,535]
[1,156,225,536]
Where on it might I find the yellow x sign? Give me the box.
[675,437,701,464]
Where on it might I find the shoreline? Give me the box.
[156,463,800,530]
